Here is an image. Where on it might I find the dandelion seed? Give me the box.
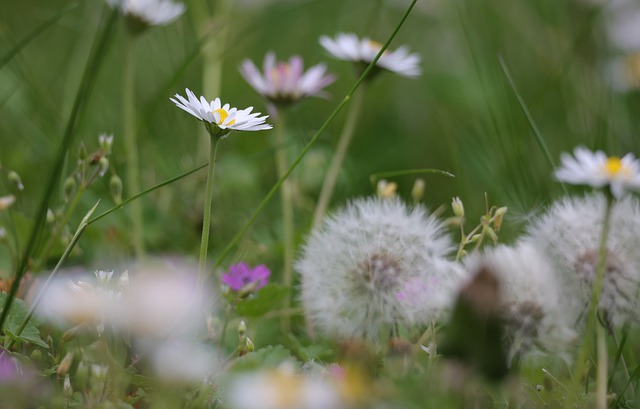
[319,33,421,78]
[240,52,335,105]
[526,194,640,327]
[296,197,462,340]
[171,88,272,139]
[555,146,640,198]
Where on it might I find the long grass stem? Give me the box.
[312,84,366,227]
[123,38,145,258]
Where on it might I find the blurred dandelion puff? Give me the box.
[297,197,462,341]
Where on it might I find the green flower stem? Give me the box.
[123,38,145,258]
[212,0,418,270]
[3,202,99,352]
[197,136,221,290]
[596,324,607,409]
[312,83,367,228]
[565,193,614,409]
[274,109,295,333]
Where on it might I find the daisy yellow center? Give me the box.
[624,54,640,87]
[213,108,235,126]
[368,40,383,51]
[604,157,625,176]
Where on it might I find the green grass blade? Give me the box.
[0,8,118,333]
[0,3,79,70]
[370,168,455,184]
[212,0,419,270]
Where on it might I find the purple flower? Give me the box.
[222,263,271,291]
[0,354,18,382]
[239,52,336,105]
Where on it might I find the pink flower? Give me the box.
[222,263,271,291]
[239,52,335,105]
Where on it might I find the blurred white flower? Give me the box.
[147,339,219,383]
[226,362,343,409]
[555,146,640,198]
[171,88,272,138]
[239,52,335,105]
[605,4,640,52]
[526,194,640,328]
[319,33,421,78]
[606,53,640,92]
[296,197,458,340]
[106,0,185,27]
[464,241,578,360]
[0,195,15,211]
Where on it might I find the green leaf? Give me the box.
[229,345,292,372]
[235,284,289,317]
[0,292,49,349]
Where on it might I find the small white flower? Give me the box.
[464,241,578,360]
[0,195,15,211]
[319,32,421,78]
[526,194,640,328]
[106,0,185,27]
[239,52,335,104]
[146,339,218,384]
[296,197,458,340]
[171,88,272,138]
[555,146,640,198]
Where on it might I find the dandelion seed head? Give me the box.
[526,194,640,327]
[296,197,460,340]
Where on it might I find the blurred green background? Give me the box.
[1,0,639,277]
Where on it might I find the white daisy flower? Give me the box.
[296,197,461,341]
[171,88,272,138]
[239,52,336,105]
[464,241,578,360]
[319,32,421,78]
[526,194,640,328]
[107,0,185,28]
[555,146,640,198]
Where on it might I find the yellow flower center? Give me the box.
[213,108,235,126]
[624,53,640,88]
[368,40,383,51]
[605,157,624,176]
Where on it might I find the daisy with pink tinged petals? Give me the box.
[319,33,421,78]
[171,88,272,138]
[555,146,640,198]
[240,52,336,105]
[222,263,271,291]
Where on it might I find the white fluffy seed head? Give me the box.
[526,193,640,328]
[463,241,578,360]
[296,197,461,341]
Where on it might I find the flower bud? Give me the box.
[0,195,15,211]
[98,133,114,154]
[485,226,498,244]
[98,157,109,177]
[78,144,88,161]
[411,178,425,202]
[7,171,24,191]
[63,374,73,398]
[493,207,507,232]
[451,197,465,218]
[64,177,77,202]
[246,337,255,352]
[376,180,397,199]
[110,175,123,204]
[238,320,247,339]
[57,352,74,377]
[46,208,55,224]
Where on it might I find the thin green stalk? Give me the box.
[197,137,221,289]
[312,83,367,227]
[212,0,419,270]
[370,168,455,183]
[565,194,614,409]
[123,38,145,258]
[0,8,117,333]
[274,109,295,333]
[596,324,607,409]
[4,202,100,351]
[498,57,568,195]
